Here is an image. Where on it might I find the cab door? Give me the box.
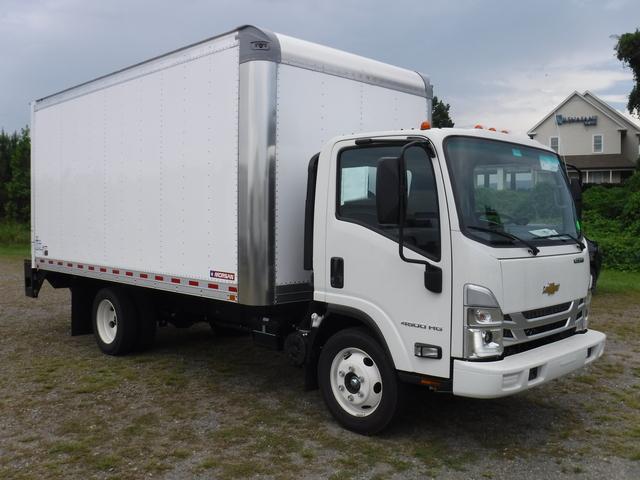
[322,138,452,378]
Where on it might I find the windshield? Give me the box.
[444,136,580,247]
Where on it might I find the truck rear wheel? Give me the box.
[92,287,138,355]
[318,328,400,434]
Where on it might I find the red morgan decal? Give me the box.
[210,270,236,281]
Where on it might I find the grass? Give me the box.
[596,269,640,294]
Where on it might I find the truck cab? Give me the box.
[307,126,606,433]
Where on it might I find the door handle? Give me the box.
[330,257,344,288]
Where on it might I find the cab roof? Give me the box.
[333,127,553,153]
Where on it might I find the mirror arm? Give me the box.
[396,141,430,267]
[397,226,427,266]
[394,140,443,293]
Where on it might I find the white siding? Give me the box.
[533,95,622,156]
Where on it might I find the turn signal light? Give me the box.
[420,378,441,387]
[420,120,431,130]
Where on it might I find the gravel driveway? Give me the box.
[1,255,639,479]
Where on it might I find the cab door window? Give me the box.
[337,144,440,261]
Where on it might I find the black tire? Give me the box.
[590,268,598,293]
[318,327,401,435]
[133,292,157,351]
[92,287,138,355]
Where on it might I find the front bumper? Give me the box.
[452,329,606,398]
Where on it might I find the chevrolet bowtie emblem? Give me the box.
[542,282,560,295]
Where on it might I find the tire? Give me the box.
[318,327,401,435]
[590,268,598,293]
[92,287,138,355]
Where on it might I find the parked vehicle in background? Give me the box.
[25,25,606,434]
[564,163,602,291]
[586,237,603,291]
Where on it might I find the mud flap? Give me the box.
[24,259,46,298]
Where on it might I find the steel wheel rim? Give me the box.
[329,347,383,417]
[96,299,118,344]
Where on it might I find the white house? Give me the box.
[528,91,640,184]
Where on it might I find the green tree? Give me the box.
[5,127,31,222]
[431,96,455,128]
[615,29,640,117]
[0,131,19,219]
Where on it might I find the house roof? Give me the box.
[528,91,628,135]
[582,91,640,133]
[561,153,636,170]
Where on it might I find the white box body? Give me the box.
[31,25,432,306]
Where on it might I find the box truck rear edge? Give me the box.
[25,25,605,434]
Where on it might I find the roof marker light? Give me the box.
[420,120,431,130]
[474,124,483,129]
[488,127,496,131]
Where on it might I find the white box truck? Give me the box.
[25,25,606,434]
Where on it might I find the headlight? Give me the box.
[467,307,502,327]
[463,285,504,359]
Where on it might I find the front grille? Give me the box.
[502,297,582,352]
[522,302,571,319]
[524,319,568,336]
[503,328,577,357]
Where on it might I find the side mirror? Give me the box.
[375,141,442,294]
[570,178,583,219]
[375,156,404,224]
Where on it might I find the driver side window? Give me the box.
[337,145,441,261]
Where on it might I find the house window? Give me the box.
[593,135,603,153]
[589,171,608,184]
[550,136,559,152]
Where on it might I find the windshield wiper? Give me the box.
[468,226,540,256]
[535,233,585,251]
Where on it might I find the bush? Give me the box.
[591,234,640,271]
[582,185,628,218]
[582,172,640,271]
[0,222,30,246]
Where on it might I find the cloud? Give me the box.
[1,0,639,135]
[447,51,634,133]
[601,94,630,103]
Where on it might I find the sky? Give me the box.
[1,0,639,134]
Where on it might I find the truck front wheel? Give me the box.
[92,287,138,355]
[318,328,400,434]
